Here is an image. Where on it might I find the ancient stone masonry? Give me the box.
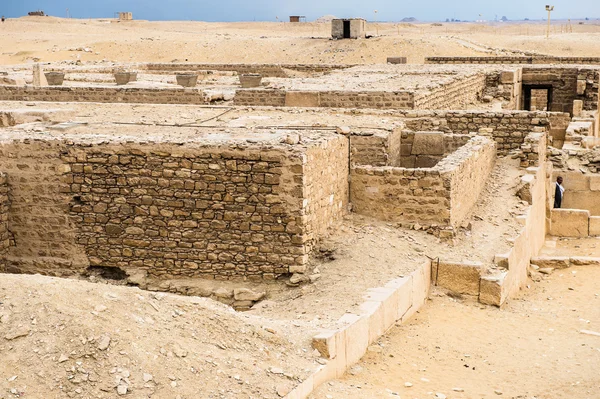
[351,136,496,231]
[0,130,349,280]
[520,130,547,168]
[61,144,309,280]
[0,173,11,272]
[426,56,600,65]
[413,74,487,110]
[234,89,287,107]
[0,86,213,105]
[401,110,570,154]
[142,63,354,77]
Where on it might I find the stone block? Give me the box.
[312,330,337,359]
[385,275,413,320]
[415,155,440,168]
[387,57,407,64]
[403,261,430,322]
[32,63,48,87]
[550,209,589,237]
[436,261,483,296]
[479,272,508,307]
[590,176,600,191]
[285,91,320,107]
[340,313,369,368]
[359,300,385,344]
[411,132,444,155]
[500,71,516,84]
[570,256,600,265]
[589,216,600,236]
[577,79,586,95]
[573,100,583,117]
[530,256,570,269]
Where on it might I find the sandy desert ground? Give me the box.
[0,17,600,66]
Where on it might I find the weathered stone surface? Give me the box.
[530,256,570,269]
[411,132,445,155]
[589,216,600,236]
[550,209,589,237]
[436,261,483,296]
[233,288,265,302]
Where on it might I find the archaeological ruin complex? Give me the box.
[1,55,599,398]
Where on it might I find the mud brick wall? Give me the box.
[234,89,286,106]
[0,140,89,275]
[350,137,496,229]
[318,91,414,109]
[303,137,349,247]
[350,129,401,167]
[0,173,10,272]
[0,86,211,105]
[413,74,487,110]
[581,69,600,111]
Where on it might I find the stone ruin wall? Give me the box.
[444,138,497,227]
[0,173,10,272]
[400,110,570,154]
[425,56,600,65]
[142,63,354,77]
[399,131,472,168]
[0,86,212,105]
[350,136,496,230]
[349,129,402,167]
[413,74,487,110]
[521,67,599,113]
[550,170,600,216]
[0,135,349,281]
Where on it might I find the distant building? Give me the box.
[28,10,45,16]
[331,18,366,39]
[289,16,306,23]
[118,12,133,21]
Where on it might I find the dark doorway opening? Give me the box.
[523,85,553,111]
[343,20,351,38]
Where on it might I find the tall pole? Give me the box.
[545,5,554,39]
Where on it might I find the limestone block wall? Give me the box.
[234,89,287,106]
[351,136,496,229]
[0,112,15,127]
[399,131,472,168]
[349,129,402,167]
[0,86,212,105]
[0,135,348,281]
[303,138,349,247]
[142,63,353,78]
[425,56,600,65]
[401,110,570,154]
[318,91,414,109]
[413,74,487,110]
[550,170,600,215]
[521,67,598,113]
[520,130,547,168]
[0,140,89,275]
[442,138,497,227]
[0,173,11,272]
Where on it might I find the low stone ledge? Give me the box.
[530,256,571,269]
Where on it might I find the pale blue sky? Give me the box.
[1,0,598,22]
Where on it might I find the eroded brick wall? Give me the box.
[426,56,600,65]
[318,91,414,109]
[143,63,354,77]
[0,86,212,105]
[350,130,402,167]
[234,89,287,106]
